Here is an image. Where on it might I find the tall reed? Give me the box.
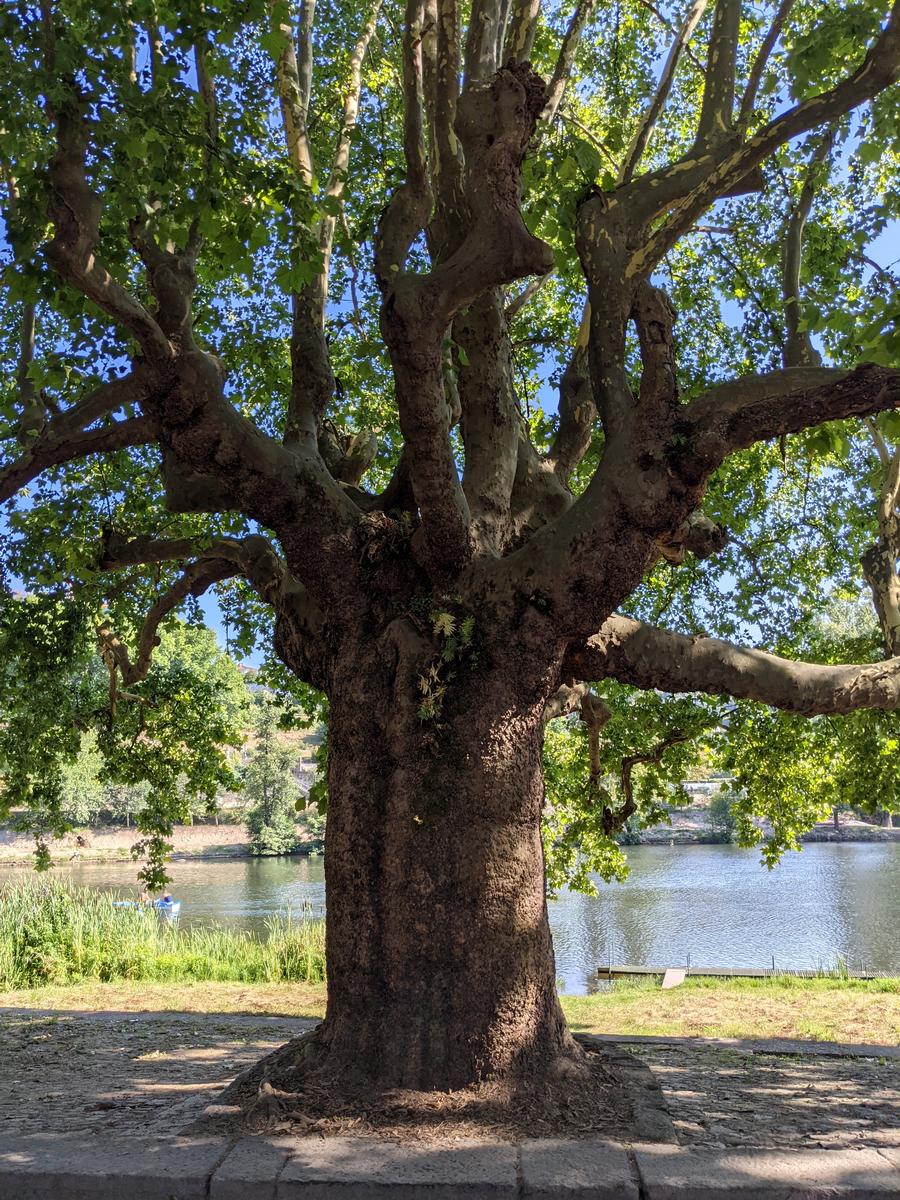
[0,877,326,987]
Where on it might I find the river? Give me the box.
[1,843,897,993]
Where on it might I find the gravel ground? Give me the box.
[0,1008,896,1148]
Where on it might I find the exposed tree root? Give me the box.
[192,1028,673,1144]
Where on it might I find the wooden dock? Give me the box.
[597,965,881,980]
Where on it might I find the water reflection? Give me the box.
[1,843,897,994]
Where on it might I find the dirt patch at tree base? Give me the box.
[185,1033,675,1145]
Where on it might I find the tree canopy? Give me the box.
[2,0,900,1093]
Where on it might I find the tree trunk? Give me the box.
[311,642,578,1091]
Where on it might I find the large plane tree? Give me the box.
[2,0,900,1094]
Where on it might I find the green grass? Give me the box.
[0,975,896,1045]
[0,877,325,988]
[562,975,900,1043]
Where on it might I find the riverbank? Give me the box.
[0,878,325,988]
[2,818,897,865]
[1,975,897,1043]
[0,821,323,866]
[639,812,900,845]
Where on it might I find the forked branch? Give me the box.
[619,0,708,183]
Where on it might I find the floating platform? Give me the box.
[597,964,881,980]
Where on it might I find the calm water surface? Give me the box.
[2,843,897,993]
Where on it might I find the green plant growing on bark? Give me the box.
[414,600,477,720]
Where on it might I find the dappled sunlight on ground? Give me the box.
[0,1001,895,1149]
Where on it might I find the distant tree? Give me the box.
[104,780,151,829]
[244,699,300,856]
[0,608,247,883]
[705,790,737,843]
[58,731,105,826]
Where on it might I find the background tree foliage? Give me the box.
[0,602,248,886]
[243,695,302,855]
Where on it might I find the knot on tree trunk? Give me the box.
[456,63,547,201]
[657,512,728,565]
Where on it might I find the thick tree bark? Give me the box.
[311,639,577,1090]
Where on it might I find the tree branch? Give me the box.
[0,379,154,503]
[619,0,709,184]
[545,302,596,482]
[738,0,795,126]
[627,2,900,280]
[456,290,520,553]
[569,615,900,716]
[272,0,315,186]
[374,0,432,282]
[319,0,383,286]
[782,129,835,368]
[505,0,540,61]
[540,0,598,128]
[505,270,554,321]
[281,0,381,451]
[612,729,690,833]
[464,0,505,83]
[42,65,171,365]
[694,0,740,150]
[679,364,900,482]
[862,435,900,656]
[98,557,241,687]
[98,529,327,686]
[428,0,466,255]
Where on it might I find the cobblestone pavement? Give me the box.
[0,1008,307,1139]
[628,1042,899,1150]
[0,1008,896,1149]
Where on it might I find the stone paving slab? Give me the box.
[520,1137,638,1198]
[211,1135,296,1200]
[878,1147,900,1169]
[0,1132,231,1200]
[0,1133,899,1198]
[586,1034,900,1061]
[633,1143,900,1199]
[276,1135,519,1198]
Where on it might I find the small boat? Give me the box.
[112,897,181,921]
[154,898,181,921]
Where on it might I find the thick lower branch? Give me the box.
[569,615,900,716]
[680,364,900,482]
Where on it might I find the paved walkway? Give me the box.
[0,1008,897,1196]
[1,1007,895,1151]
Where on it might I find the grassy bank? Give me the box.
[565,974,899,1043]
[0,976,896,1045]
[0,878,325,987]
[1,880,897,1044]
